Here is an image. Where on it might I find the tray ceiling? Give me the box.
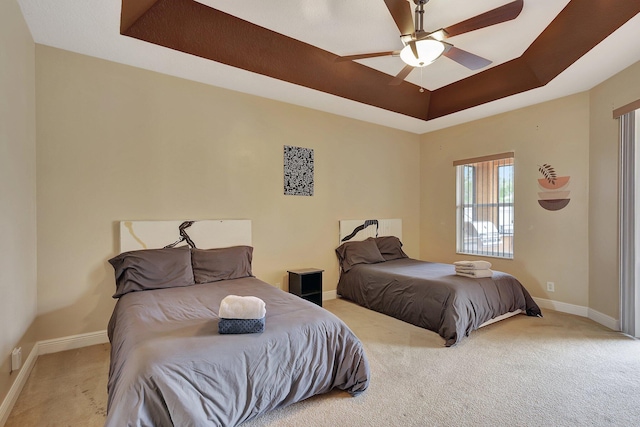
[17,0,640,133]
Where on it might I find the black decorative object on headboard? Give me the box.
[164,221,197,249]
[341,220,379,242]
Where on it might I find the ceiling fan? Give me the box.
[337,0,524,85]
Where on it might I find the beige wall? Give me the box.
[589,60,640,319]
[33,45,421,340]
[0,0,37,407]
[420,60,640,321]
[12,17,640,351]
[420,93,591,307]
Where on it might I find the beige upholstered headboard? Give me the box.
[119,220,252,252]
[339,219,402,243]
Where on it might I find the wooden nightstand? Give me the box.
[287,268,323,307]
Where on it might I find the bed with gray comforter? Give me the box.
[106,276,370,426]
[337,258,541,347]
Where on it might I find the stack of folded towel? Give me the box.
[218,295,266,334]
[453,260,493,278]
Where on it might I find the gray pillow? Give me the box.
[335,239,386,272]
[374,236,408,261]
[108,246,194,298]
[191,246,254,284]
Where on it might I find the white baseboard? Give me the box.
[0,344,38,427]
[534,297,621,331]
[38,330,109,355]
[588,308,620,331]
[533,297,589,317]
[322,290,337,301]
[0,330,109,426]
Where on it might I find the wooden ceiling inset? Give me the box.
[121,0,640,122]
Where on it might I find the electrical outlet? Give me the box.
[546,281,555,292]
[11,347,22,372]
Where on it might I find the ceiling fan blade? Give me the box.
[409,40,419,60]
[383,0,415,35]
[389,64,414,86]
[442,46,492,70]
[443,0,524,38]
[335,51,399,62]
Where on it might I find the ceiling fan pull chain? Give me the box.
[419,66,425,93]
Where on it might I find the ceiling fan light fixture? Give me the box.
[399,39,445,67]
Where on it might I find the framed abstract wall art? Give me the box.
[538,164,570,211]
[284,145,314,196]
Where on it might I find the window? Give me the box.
[454,152,514,259]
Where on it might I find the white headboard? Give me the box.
[119,220,252,252]
[339,219,402,243]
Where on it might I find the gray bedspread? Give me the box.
[337,258,541,347]
[106,277,369,427]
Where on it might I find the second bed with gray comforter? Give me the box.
[337,258,542,347]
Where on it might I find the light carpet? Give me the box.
[6,298,640,427]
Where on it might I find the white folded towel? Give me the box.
[219,295,266,319]
[456,269,493,279]
[453,260,492,270]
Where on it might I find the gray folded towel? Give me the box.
[219,317,265,334]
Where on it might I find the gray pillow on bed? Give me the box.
[336,239,386,272]
[191,245,253,284]
[373,236,408,261]
[108,246,195,298]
